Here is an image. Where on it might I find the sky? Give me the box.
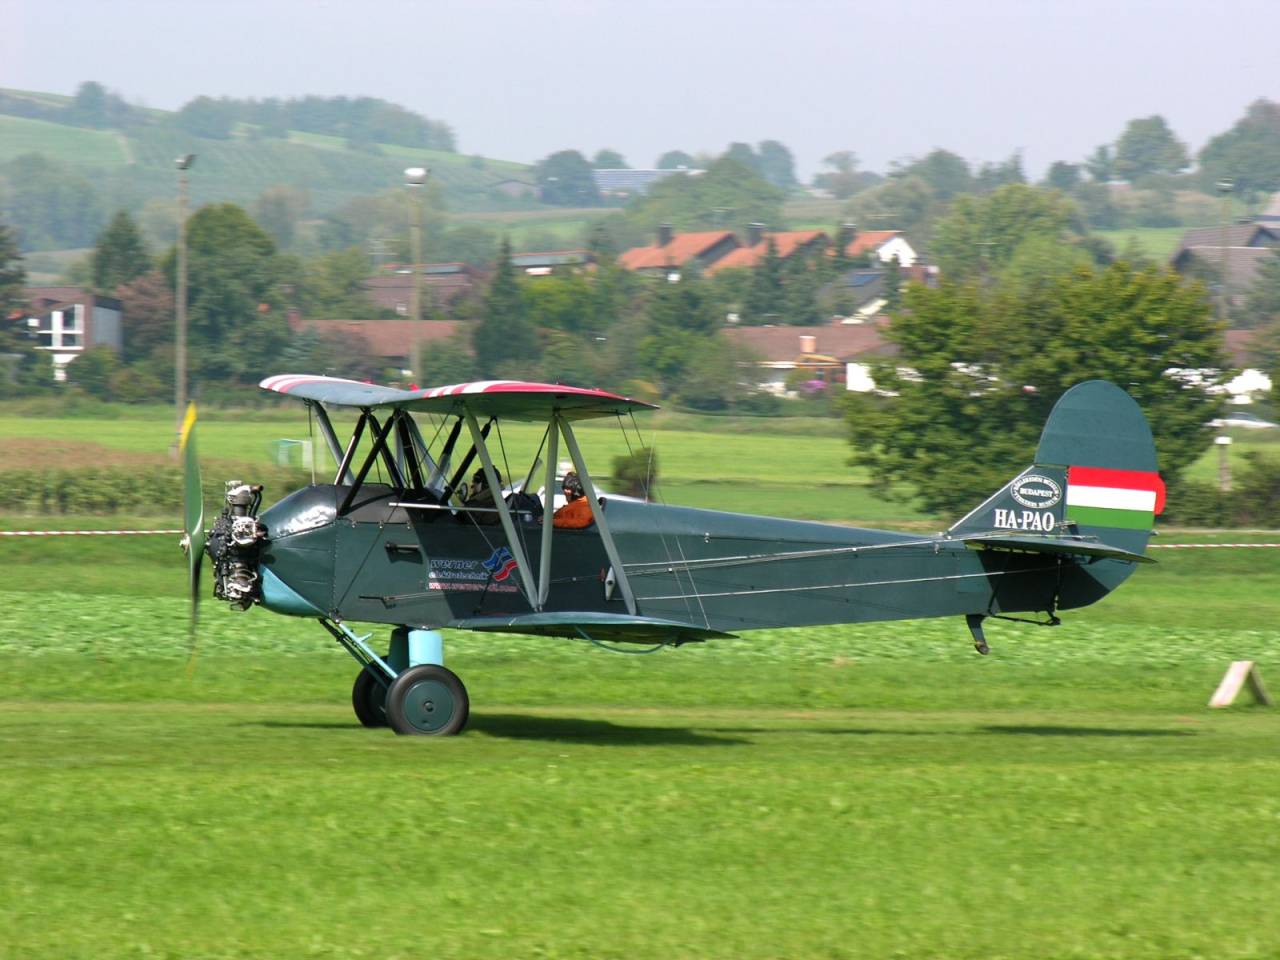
[6,0,1278,179]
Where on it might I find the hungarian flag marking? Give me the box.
[1066,466,1166,530]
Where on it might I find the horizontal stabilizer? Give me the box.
[959,532,1154,564]
[448,611,736,644]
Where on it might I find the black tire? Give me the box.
[384,664,469,736]
[352,666,389,728]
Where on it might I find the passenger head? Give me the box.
[562,471,584,500]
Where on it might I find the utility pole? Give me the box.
[405,167,428,386]
[174,153,196,437]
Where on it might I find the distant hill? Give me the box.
[0,87,546,251]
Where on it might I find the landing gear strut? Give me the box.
[328,621,468,735]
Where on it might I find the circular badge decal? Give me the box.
[1011,474,1062,509]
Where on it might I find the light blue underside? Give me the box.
[260,567,324,617]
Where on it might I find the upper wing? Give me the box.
[260,375,656,422]
[958,532,1154,564]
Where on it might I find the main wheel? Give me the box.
[352,666,389,728]
[384,664,469,736]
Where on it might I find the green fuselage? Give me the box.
[259,483,1125,636]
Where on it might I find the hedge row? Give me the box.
[0,466,314,515]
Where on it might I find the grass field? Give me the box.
[0,114,130,167]
[2,410,1279,958]
[1094,227,1189,263]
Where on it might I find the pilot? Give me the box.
[465,467,502,525]
[552,472,594,529]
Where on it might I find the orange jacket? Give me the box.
[553,496,594,529]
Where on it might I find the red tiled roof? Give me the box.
[724,322,892,363]
[704,231,827,275]
[840,230,901,257]
[618,231,737,270]
[290,317,463,359]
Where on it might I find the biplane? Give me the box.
[181,377,1165,735]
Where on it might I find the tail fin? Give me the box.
[948,381,1165,603]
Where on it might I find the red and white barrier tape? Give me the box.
[0,529,182,537]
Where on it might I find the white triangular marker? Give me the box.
[1209,661,1272,708]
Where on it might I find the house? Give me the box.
[818,268,888,322]
[724,320,894,395]
[618,226,740,276]
[510,249,596,276]
[592,168,703,199]
[289,315,462,369]
[703,227,829,276]
[1220,328,1274,404]
[1170,224,1280,311]
[364,263,482,317]
[20,287,122,381]
[837,229,919,267]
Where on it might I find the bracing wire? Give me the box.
[576,627,668,655]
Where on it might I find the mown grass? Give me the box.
[0,114,129,166]
[2,529,1279,958]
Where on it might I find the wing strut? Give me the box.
[538,418,559,607]
[306,400,349,481]
[464,405,541,609]
[559,414,637,616]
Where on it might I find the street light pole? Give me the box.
[404,166,428,386]
[1217,177,1234,324]
[174,153,196,434]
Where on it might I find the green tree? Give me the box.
[898,149,973,199]
[656,150,695,169]
[91,212,150,294]
[534,150,600,206]
[1085,144,1115,182]
[172,96,236,139]
[741,239,786,324]
[523,274,597,334]
[1198,99,1280,200]
[592,149,627,169]
[1243,250,1280,329]
[171,203,289,386]
[757,140,798,189]
[473,238,539,377]
[115,269,174,364]
[625,157,784,236]
[253,185,310,250]
[0,221,24,316]
[68,81,109,128]
[847,263,1224,515]
[974,153,1026,193]
[1,154,105,250]
[0,221,55,395]
[1044,162,1082,192]
[1114,115,1189,181]
[842,175,936,238]
[930,184,1081,281]
[636,272,719,394]
[65,345,120,399]
[723,142,761,174]
[815,151,879,199]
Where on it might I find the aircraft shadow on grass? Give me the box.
[469,712,746,746]
[243,715,745,745]
[713,725,1196,739]
[979,725,1195,738]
